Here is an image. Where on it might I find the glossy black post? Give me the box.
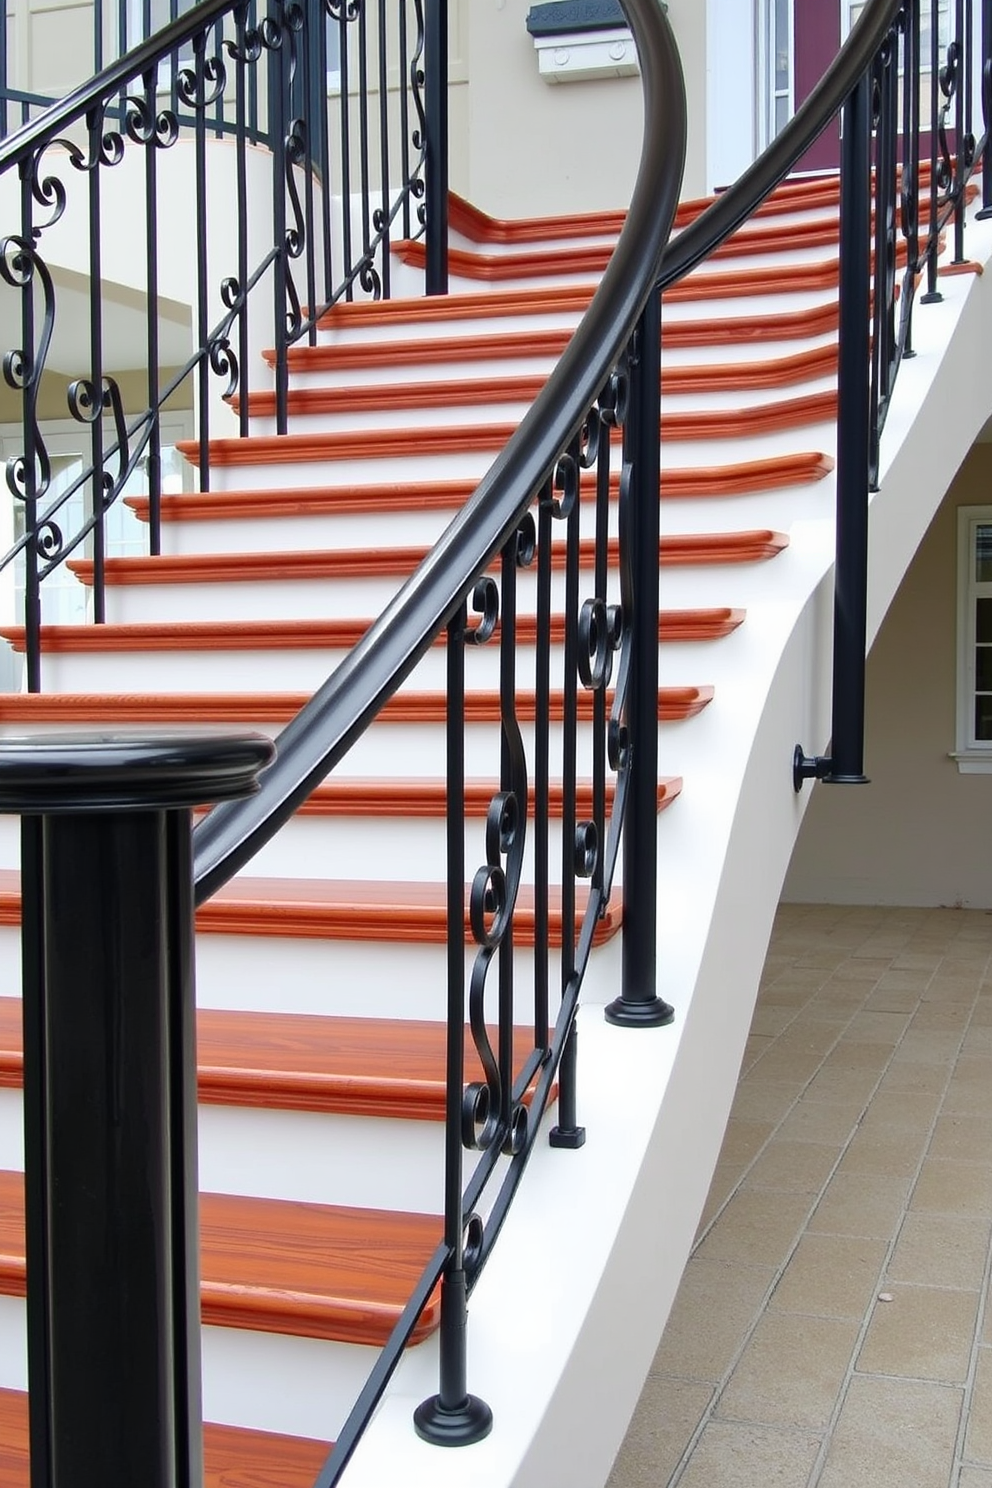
[979,0,992,214]
[608,293,673,1028]
[794,70,872,790]
[8,732,273,1488]
[414,611,492,1447]
[424,0,448,294]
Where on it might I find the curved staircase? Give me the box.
[0,155,991,1488]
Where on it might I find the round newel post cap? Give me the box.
[0,731,276,815]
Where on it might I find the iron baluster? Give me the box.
[609,292,673,1027]
[270,11,290,434]
[953,0,968,261]
[378,0,391,299]
[923,0,944,299]
[795,68,873,790]
[533,481,553,1054]
[17,171,41,691]
[424,0,448,293]
[233,4,251,440]
[399,0,411,238]
[900,0,921,356]
[357,2,372,277]
[338,5,354,296]
[413,604,493,1447]
[980,0,992,214]
[142,67,164,553]
[869,27,899,486]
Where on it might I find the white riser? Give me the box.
[0,1293,390,1443]
[202,448,497,493]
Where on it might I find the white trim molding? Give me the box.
[955,505,992,771]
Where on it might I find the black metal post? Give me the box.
[424,0,449,295]
[979,0,992,215]
[794,70,872,791]
[4,732,273,1488]
[608,294,673,1028]
[414,611,492,1446]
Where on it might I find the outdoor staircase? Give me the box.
[0,167,986,1487]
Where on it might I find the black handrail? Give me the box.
[192,0,687,900]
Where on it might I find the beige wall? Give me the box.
[784,442,992,909]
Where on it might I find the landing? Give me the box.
[611,902,992,1488]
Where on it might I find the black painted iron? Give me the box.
[4,732,273,1488]
[608,293,674,1028]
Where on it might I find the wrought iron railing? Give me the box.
[3,0,992,1482]
[0,0,441,687]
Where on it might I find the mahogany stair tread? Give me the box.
[67,530,789,587]
[0,610,744,653]
[447,175,844,245]
[0,1389,331,1488]
[0,868,624,945]
[179,391,837,467]
[0,1170,441,1344]
[0,684,715,727]
[124,453,831,524]
[240,345,838,418]
[0,998,557,1119]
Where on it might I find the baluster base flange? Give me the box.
[413,1394,493,1447]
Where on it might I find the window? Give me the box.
[955,507,992,770]
[757,0,793,150]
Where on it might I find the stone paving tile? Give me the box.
[818,1376,963,1488]
[911,1158,992,1219]
[716,1119,776,1174]
[717,1312,860,1430]
[809,1170,913,1240]
[694,1187,812,1267]
[887,1212,992,1291]
[837,1125,929,1180]
[743,1140,840,1195]
[677,1421,821,1488]
[857,1284,979,1383]
[965,1349,992,1463]
[929,1114,992,1163]
[768,1231,887,1320]
[605,1376,713,1488]
[773,1099,860,1147]
[958,1469,992,1488]
[727,1079,803,1125]
[649,1258,776,1384]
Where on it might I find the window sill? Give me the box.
[949,751,992,774]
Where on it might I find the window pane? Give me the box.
[774,0,789,89]
[976,525,992,582]
[977,599,992,644]
[976,695,992,741]
[977,647,992,692]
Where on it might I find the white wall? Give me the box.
[784,441,992,909]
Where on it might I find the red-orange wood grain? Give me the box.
[0,1171,441,1343]
[124,451,831,525]
[0,999,560,1119]
[1,610,743,654]
[68,528,788,589]
[0,1389,332,1488]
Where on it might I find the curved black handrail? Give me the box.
[192,0,688,900]
[657,0,905,290]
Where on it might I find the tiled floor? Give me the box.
[608,903,992,1488]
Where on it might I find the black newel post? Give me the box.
[608,292,674,1028]
[424,0,449,296]
[4,732,274,1488]
[794,68,872,792]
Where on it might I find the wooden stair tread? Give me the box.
[274,305,840,374]
[0,998,557,1119]
[179,391,837,467]
[0,867,624,944]
[124,452,831,523]
[242,345,837,418]
[68,530,787,589]
[1,610,744,654]
[319,255,846,331]
[396,213,843,281]
[0,1170,441,1343]
[0,1388,331,1488]
[447,176,845,245]
[0,684,714,727]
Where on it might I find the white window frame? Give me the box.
[756,0,794,154]
[954,505,992,772]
